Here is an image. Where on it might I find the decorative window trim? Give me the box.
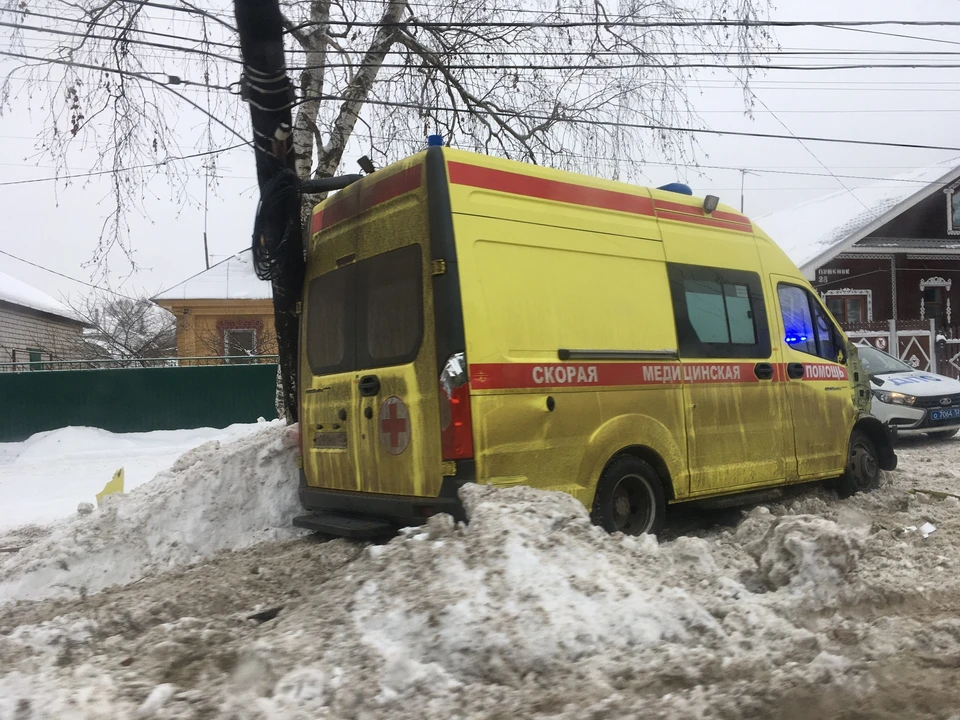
[919,276,953,292]
[821,288,873,322]
[945,180,960,236]
[920,277,953,325]
[836,253,896,319]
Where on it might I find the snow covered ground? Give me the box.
[1,429,960,718]
[0,422,274,531]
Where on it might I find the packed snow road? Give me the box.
[1,427,960,719]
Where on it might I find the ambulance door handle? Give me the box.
[753,362,774,380]
[358,375,381,397]
[787,363,805,380]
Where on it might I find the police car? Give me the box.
[858,345,960,440]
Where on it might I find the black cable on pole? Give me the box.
[234,0,302,422]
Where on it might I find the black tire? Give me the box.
[927,428,959,441]
[834,430,881,498]
[591,455,666,536]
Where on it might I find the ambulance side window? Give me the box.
[778,284,843,363]
[667,263,771,359]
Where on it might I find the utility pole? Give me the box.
[740,169,758,213]
[203,160,210,270]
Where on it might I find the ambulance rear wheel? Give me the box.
[592,456,666,536]
[835,430,881,498]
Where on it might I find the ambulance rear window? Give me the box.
[306,244,423,375]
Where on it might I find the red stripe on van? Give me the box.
[448,162,657,218]
[655,209,754,233]
[469,362,764,390]
[652,199,753,233]
[314,165,423,231]
[652,198,751,227]
[310,209,323,235]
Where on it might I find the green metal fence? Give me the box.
[0,363,279,442]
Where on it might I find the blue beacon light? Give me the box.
[657,182,693,196]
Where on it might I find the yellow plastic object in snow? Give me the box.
[96,468,125,505]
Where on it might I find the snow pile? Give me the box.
[0,424,303,602]
[737,507,867,604]
[3,449,960,717]
[0,422,272,530]
[349,484,837,702]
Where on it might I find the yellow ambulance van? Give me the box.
[294,146,896,538]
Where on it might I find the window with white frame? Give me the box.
[822,289,872,325]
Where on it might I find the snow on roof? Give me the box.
[0,271,80,322]
[755,158,960,275]
[153,249,272,302]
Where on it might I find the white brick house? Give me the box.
[0,271,86,368]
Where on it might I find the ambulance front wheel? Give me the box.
[834,430,881,498]
[591,455,666,536]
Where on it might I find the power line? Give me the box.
[826,23,960,48]
[291,18,960,30]
[359,131,960,184]
[113,0,236,31]
[16,19,960,62]
[0,142,250,188]
[6,42,960,154]
[3,8,239,50]
[311,93,960,152]
[0,20,241,63]
[0,248,140,300]
[291,60,960,71]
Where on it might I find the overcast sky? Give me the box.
[1,0,959,303]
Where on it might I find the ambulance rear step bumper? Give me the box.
[292,512,394,539]
[296,464,474,538]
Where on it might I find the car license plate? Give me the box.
[930,408,960,421]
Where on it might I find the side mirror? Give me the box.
[871,375,885,387]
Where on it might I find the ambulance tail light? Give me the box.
[440,352,474,460]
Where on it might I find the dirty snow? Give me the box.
[0,422,273,531]
[1,434,960,717]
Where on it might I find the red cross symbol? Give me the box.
[381,403,407,448]
[378,397,410,455]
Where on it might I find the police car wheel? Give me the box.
[835,430,881,498]
[592,456,666,536]
[927,429,959,441]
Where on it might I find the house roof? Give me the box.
[153,249,272,302]
[755,157,960,276]
[0,271,81,323]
